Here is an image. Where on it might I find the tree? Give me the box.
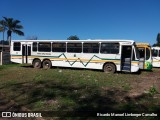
[0,40,9,45]
[152,33,160,46]
[156,33,160,44]
[0,24,4,32]
[0,20,5,42]
[67,35,80,40]
[0,17,24,45]
[26,35,38,40]
[0,20,5,32]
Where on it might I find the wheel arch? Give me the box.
[32,58,42,69]
[42,58,52,64]
[32,58,42,65]
[103,62,117,72]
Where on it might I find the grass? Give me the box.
[0,64,160,120]
[149,85,158,96]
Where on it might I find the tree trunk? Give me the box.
[7,30,12,46]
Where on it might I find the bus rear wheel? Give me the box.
[103,63,116,73]
[33,59,41,69]
[42,60,52,69]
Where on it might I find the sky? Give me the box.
[0,0,160,45]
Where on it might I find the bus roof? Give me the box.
[136,42,150,47]
[11,39,135,43]
[152,47,160,49]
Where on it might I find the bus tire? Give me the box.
[33,59,41,69]
[103,63,116,73]
[42,60,52,69]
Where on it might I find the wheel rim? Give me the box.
[43,61,51,69]
[33,60,41,68]
[104,64,115,73]
[106,65,112,72]
[35,62,40,67]
[44,62,49,69]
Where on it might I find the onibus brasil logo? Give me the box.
[1,112,42,118]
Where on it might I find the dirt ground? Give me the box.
[129,70,160,97]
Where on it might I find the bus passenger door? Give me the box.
[121,46,132,72]
[138,48,145,69]
[22,44,31,64]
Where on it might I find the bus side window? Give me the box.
[33,42,37,51]
[38,42,51,52]
[83,43,99,53]
[13,42,21,51]
[132,49,135,60]
[52,43,66,52]
[100,43,119,54]
[159,50,160,57]
[152,49,158,57]
[67,43,82,53]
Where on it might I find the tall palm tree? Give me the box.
[0,17,24,45]
[0,20,4,32]
[0,20,6,47]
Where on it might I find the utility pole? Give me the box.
[2,21,4,51]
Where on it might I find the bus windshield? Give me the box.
[135,46,140,59]
[146,48,151,60]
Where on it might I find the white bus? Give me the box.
[152,47,160,67]
[10,40,140,73]
[136,43,152,70]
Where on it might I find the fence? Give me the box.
[0,52,10,65]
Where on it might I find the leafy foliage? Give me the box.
[26,35,38,40]
[156,33,160,43]
[67,35,80,40]
[0,17,24,45]
[0,40,9,45]
[153,33,160,46]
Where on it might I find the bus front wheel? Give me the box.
[42,60,52,69]
[103,63,116,73]
[33,59,41,69]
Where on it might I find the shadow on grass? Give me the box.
[20,64,33,68]
[21,65,103,72]
[20,65,143,76]
[0,79,160,119]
